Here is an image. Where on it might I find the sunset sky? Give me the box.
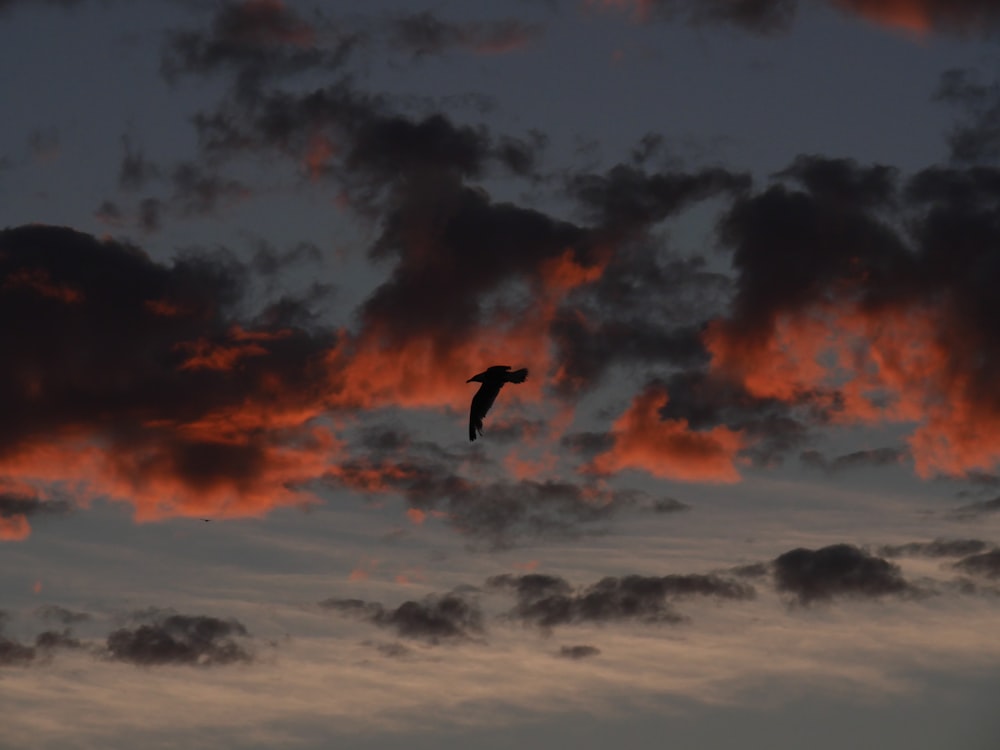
[2,1,1000,748]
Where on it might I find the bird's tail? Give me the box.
[469,417,482,442]
[506,368,528,384]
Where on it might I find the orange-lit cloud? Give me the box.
[587,385,746,482]
[831,0,935,33]
[0,514,30,541]
[3,269,83,304]
[224,0,317,48]
[704,297,1000,477]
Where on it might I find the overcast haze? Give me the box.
[2,1,1000,748]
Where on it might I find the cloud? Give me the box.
[773,544,914,603]
[490,571,754,628]
[829,0,1000,35]
[162,0,357,100]
[593,0,798,33]
[170,162,251,217]
[557,644,601,659]
[701,156,1000,478]
[880,538,992,558]
[118,136,161,191]
[584,384,747,482]
[319,593,484,644]
[951,496,1000,519]
[936,69,1000,164]
[596,0,1000,35]
[106,613,253,666]
[954,549,1000,579]
[329,457,631,546]
[800,447,906,472]
[0,615,82,667]
[0,225,340,532]
[35,604,91,625]
[389,12,542,57]
[0,490,71,540]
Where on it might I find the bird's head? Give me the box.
[466,370,488,383]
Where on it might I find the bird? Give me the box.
[466,365,528,441]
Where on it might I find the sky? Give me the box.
[2,0,1000,747]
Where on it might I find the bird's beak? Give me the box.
[466,377,475,383]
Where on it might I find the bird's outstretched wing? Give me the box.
[469,382,501,441]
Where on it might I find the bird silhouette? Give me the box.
[466,365,528,441]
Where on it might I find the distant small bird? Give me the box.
[466,365,528,441]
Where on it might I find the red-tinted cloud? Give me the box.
[587,385,746,482]
[830,0,1000,35]
[703,159,1000,477]
[594,0,1000,35]
[0,225,340,534]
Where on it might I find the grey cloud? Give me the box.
[320,593,484,644]
[774,544,913,604]
[954,549,1000,579]
[389,12,542,57]
[880,539,992,558]
[557,644,601,659]
[106,613,253,666]
[492,572,753,629]
[951,496,1000,519]
[0,493,71,519]
[36,604,91,625]
[800,447,907,473]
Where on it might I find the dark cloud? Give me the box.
[250,239,322,277]
[369,641,412,658]
[800,447,906,472]
[0,493,71,518]
[937,69,1000,163]
[35,604,91,625]
[118,136,161,191]
[0,628,82,667]
[613,0,1000,36]
[880,539,992,558]
[320,593,484,644]
[389,12,542,57]
[951,496,1000,519]
[560,431,615,457]
[492,572,753,628]
[487,573,573,600]
[698,155,1000,477]
[620,0,798,33]
[773,544,913,604]
[34,629,82,652]
[550,255,726,395]
[0,224,338,524]
[832,0,1000,36]
[138,197,163,233]
[568,164,750,235]
[650,497,691,514]
[954,549,1000,579]
[170,162,250,217]
[0,492,71,538]
[94,200,126,228]
[656,370,811,467]
[106,613,252,666]
[328,432,645,545]
[162,0,358,101]
[0,636,36,666]
[557,644,601,659]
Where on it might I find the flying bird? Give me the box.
[467,365,528,442]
